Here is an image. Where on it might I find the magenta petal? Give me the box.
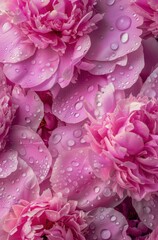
[0,150,18,178]
[88,55,127,75]
[0,158,39,218]
[141,67,158,98]
[86,207,130,240]
[48,124,88,162]
[0,16,35,63]
[107,46,144,90]
[52,72,105,123]
[51,148,123,211]
[132,195,158,230]
[86,0,143,61]
[8,126,52,183]
[3,47,59,88]
[12,86,44,131]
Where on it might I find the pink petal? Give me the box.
[88,55,128,75]
[51,148,123,211]
[107,46,144,90]
[86,0,143,61]
[3,47,59,88]
[48,124,88,163]
[0,150,18,178]
[52,72,105,123]
[86,207,130,240]
[0,16,35,63]
[132,195,158,230]
[0,158,39,218]
[141,38,158,80]
[12,86,44,131]
[8,125,52,183]
[141,67,158,98]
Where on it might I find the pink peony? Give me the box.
[1,189,131,240]
[0,67,17,151]
[133,0,158,38]
[0,0,102,90]
[86,83,158,200]
[1,190,87,240]
[0,0,144,91]
[0,66,52,220]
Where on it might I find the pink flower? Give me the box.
[0,67,52,219]
[0,0,144,91]
[1,189,131,240]
[0,67,17,151]
[0,0,102,90]
[1,190,87,240]
[86,83,158,200]
[133,0,158,38]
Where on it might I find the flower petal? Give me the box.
[0,16,35,63]
[0,158,39,218]
[3,47,59,88]
[8,125,52,183]
[52,72,105,123]
[12,86,44,131]
[132,195,158,230]
[86,207,130,240]
[86,0,143,61]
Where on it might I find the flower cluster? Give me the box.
[1,0,158,239]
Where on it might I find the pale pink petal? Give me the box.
[88,55,128,75]
[12,86,44,131]
[132,195,158,230]
[86,0,143,61]
[86,207,130,240]
[141,38,158,81]
[0,16,35,63]
[51,148,123,211]
[141,67,158,98]
[52,72,105,123]
[3,47,59,88]
[8,125,52,183]
[0,150,18,179]
[0,158,39,218]
[48,124,88,163]
[107,46,144,90]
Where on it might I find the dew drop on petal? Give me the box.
[120,33,129,43]
[2,22,12,33]
[100,229,111,239]
[116,16,131,31]
[52,134,62,144]
[110,42,119,51]
[106,0,115,6]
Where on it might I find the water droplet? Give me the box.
[52,134,62,144]
[2,22,12,33]
[121,33,129,43]
[67,139,75,147]
[38,146,43,152]
[106,0,115,6]
[72,161,79,167]
[103,188,111,197]
[110,215,117,222]
[74,113,80,118]
[73,129,82,138]
[100,229,111,239]
[25,117,31,123]
[88,85,94,92]
[25,105,30,112]
[77,45,82,51]
[67,167,73,172]
[144,206,151,214]
[94,186,100,193]
[75,101,83,111]
[116,16,131,31]
[110,42,119,51]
